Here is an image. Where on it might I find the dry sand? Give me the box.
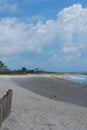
[0,74,87,130]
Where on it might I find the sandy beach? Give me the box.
[12,74,87,107]
[0,74,87,130]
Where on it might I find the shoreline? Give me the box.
[0,73,79,77]
[7,72,86,86]
[11,74,87,108]
[1,73,86,87]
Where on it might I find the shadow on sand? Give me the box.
[12,77,87,108]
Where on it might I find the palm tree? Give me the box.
[0,61,5,72]
[0,61,10,73]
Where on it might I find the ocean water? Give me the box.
[65,75,87,84]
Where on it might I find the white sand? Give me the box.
[0,75,87,130]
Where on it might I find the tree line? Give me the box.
[0,61,44,74]
[1,60,86,75]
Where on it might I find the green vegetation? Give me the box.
[0,61,11,74]
[0,60,87,75]
[0,61,44,75]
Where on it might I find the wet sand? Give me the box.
[12,76,87,107]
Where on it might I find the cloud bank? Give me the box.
[0,3,87,68]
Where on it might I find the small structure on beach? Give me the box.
[0,89,12,127]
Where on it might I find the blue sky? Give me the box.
[0,0,87,72]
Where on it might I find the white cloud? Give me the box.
[62,46,77,53]
[0,3,87,61]
[0,18,57,55]
[0,0,18,12]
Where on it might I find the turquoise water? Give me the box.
[66,75,87,84]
